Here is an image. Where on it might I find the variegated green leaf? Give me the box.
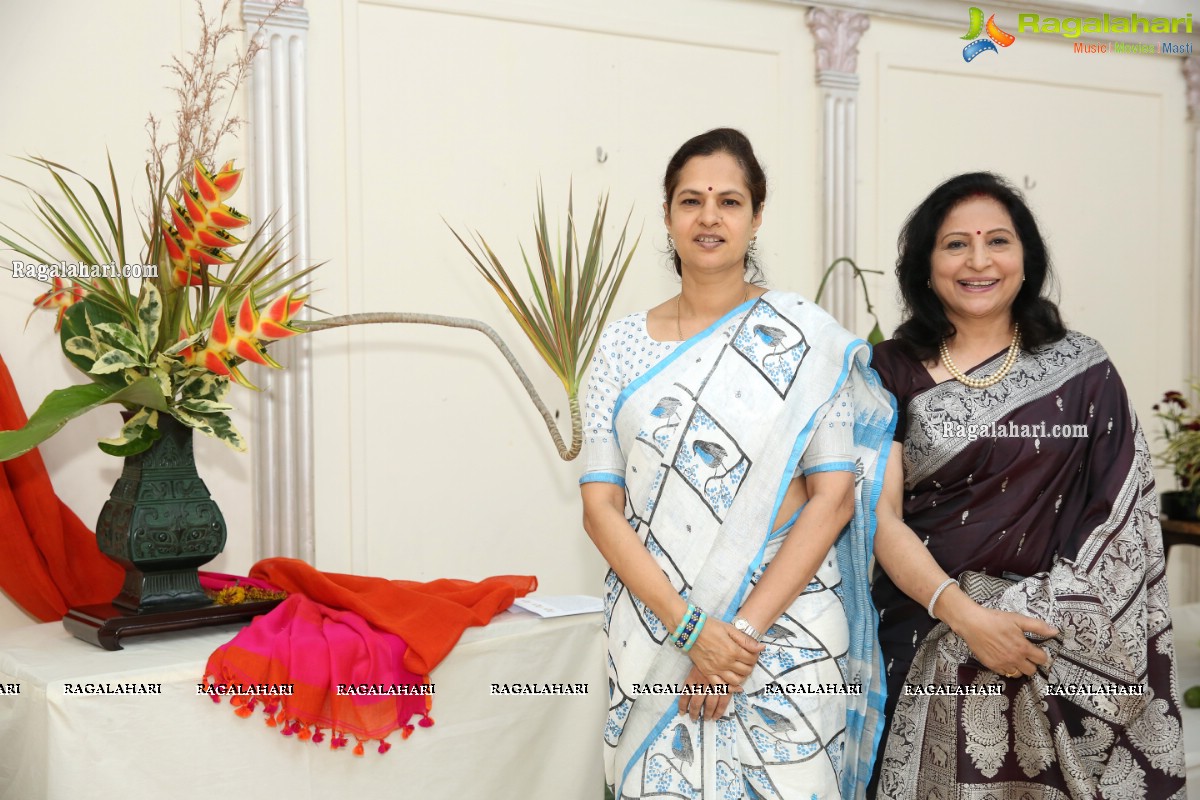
[135,281,161,354]
[178,398,234,414]
[171,407,245,452]
[164,333,201,357]
[93,322,146,360]
[89,349,140,375]
[148,364,173,399]
[179,372,230,403]
[98,408,161,456]
[64,336,100,360]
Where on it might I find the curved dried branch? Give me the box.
[301,312,581,460]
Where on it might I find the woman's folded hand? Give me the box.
[686,619,763,686]
[949,602,1058,678]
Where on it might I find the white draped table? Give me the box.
[1169,603,1200,799]
[0,608,605,799]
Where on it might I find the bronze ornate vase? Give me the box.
[95,414,226,611]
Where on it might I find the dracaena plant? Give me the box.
[307,186,638,461]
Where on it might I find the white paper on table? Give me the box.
[511,595,604,618]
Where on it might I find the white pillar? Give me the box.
[242,0,314,562]
[806,7,869,331]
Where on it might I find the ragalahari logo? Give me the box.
[961,7,1016,62]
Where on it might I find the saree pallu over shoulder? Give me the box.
[877,333,1186,800]
[602,292,895,799]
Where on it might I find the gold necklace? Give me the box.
[939,324,1022,389]
[677,285,751,341]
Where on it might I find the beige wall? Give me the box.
[0,0,1195,626]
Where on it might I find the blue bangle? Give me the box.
[682,611,707,652]
[672,603,696,642]
[674,606,703,649]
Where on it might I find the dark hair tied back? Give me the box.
[893,171,1066,361]
[662,128,767,282]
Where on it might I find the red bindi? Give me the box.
[975,230,981,235]
[707,186,712,191]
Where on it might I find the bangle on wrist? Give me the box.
[682,611,707,652]
[671,603,696,642]
[674,605,704,649]
[927,578,958,620]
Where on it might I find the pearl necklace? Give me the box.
[677,285,750,341]
[939,324,1022,389]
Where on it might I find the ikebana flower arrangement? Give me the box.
[0,155,310,461]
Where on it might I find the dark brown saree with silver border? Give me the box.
[871,332,1185,799]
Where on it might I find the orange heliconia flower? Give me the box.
[32,277,86,331]
[163,160,250,287]
[179,291,307,387]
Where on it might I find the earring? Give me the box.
[927,279,932,289]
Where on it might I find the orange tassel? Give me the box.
[298,725,312,741]
[235,705,254,719]
[353,741,365,757]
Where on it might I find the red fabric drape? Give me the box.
[0,354,123,620]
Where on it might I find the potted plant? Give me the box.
[1153,384,1200,521]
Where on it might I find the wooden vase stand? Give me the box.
[63,599,282,651]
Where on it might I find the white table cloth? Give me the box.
[0,608,606,799]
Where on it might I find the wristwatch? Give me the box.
[733,617,763,642]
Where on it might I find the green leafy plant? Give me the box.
[1153,384,1200,497]
[814,256,886,346]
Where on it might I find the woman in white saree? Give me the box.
[579,128,894,800]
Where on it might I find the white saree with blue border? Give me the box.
[581,291,895,799]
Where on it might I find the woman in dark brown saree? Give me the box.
[870,172,1185,799]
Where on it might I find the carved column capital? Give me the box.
[806,7,870,76]
[1185,56,1200,121]
[243,0,308,29]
